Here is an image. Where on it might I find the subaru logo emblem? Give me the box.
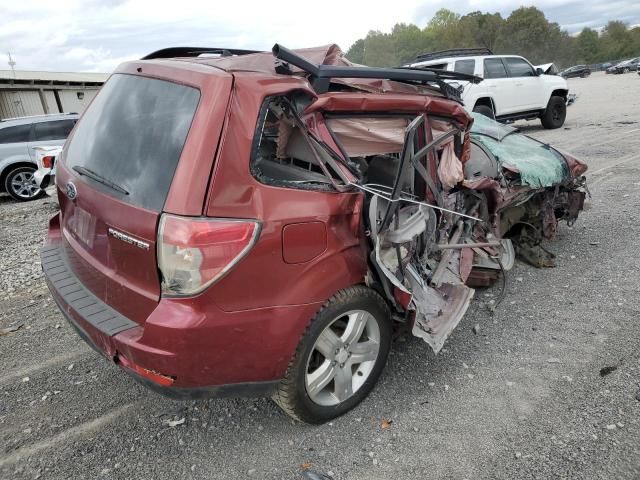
[65,182,77,200]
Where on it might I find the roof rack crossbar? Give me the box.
[142,47,262,60]
[415,47,493,63]
[272,44,481,100]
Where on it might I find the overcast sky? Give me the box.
[1,0,639,73]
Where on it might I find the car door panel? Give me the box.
[482,58,513,115]
[504,57,545,111]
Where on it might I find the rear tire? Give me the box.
[473,104,495,120]
[4,166,44,202]
[272,285,391,424]
[540,96,566,129]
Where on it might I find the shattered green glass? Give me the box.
[470,113,569,187]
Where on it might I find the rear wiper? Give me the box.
[72,166,129,196]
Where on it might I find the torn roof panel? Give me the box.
[306,93,472,128]
[170,45,449,97]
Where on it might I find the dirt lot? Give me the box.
[1,71,640,480]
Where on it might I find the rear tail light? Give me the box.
[157,214,260,296]
[42,155,55,169]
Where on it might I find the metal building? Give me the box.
[0,70,108,120]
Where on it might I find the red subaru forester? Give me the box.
[41,44,587,423]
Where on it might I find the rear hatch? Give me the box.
[56,68,230,324]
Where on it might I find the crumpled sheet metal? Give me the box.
[368,195,474,354]
[306,93,472,129]
[194,44,448,97]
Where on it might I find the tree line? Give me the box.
[345,7,640,69]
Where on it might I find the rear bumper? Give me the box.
[33,168,56,196]
[41,235,320,399]
[48,284,277,398]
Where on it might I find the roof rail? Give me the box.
[414,48,493,63]
[0,112,78,123]
[141,47,262,60]
[272,44,482,102]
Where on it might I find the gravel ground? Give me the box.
[1,71,640,480]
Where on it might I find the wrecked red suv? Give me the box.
[41,44,587,423]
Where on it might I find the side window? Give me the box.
[483,58,508,79]
[454,59,475,76]
[0,124,31,144]
[505,57,535,77]
[33,120,75,141]
[421,63,447,70]
[251,95,345,190]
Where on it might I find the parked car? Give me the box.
[559,65,591,78]
[406,48,570,128]
[601,62,613,71]
[40,44,587,424]
[33,145,62,196]
[0,113,77,201]
[610,58,640,74]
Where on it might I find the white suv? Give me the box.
[0,113,78,201]
[408,48,570,129]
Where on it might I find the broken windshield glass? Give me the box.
[470,113,569,187]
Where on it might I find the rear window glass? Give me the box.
[454,60,475,76]
[483,58,508,79]
[34,120,75,141]
[64,74,200,211]
[0,124,31,144]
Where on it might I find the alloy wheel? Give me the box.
[305,309,381,406]
[9,170,41,199]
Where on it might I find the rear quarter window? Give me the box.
[33,120,75,141]
[417,62,448,70]
[64,74,200,211]
[454,59,475,76]
[0,124,31,144]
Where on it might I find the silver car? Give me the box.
[0,113,78,201]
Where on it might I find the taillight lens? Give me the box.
[42,155,55,169]
[157,215,260,296]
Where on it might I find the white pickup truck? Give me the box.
[408,48,570,129]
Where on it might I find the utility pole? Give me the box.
[7,52,16,78]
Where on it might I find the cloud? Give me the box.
[0,0,638,72]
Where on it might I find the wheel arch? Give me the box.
[550,89,569,101]
[0,160,37,193]
[473,97,496,112]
